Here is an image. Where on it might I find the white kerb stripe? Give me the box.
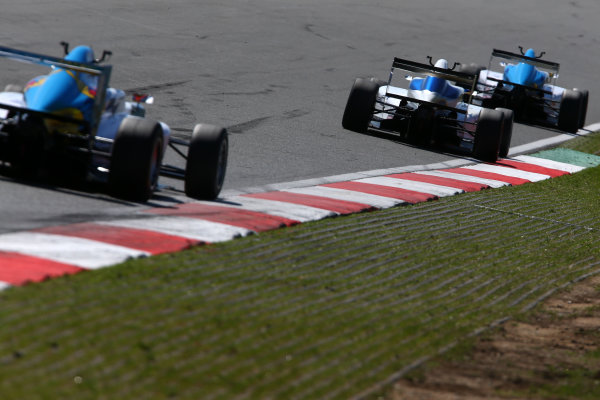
[213,196,336,222]
[356,176,463,197]
[414,170,510,188]
[283,186,404,209]
[0,282,11,291]
[463,163,550,182]
[0,232,148,269]
[512,155,585,173]
[99,216,253,243]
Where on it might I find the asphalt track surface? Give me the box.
[0,0,599,234]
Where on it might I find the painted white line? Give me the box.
[356,176,464,197]
[222,122,600,197]
[508,122,600,156]
[413,170,511,188]
[283,186,404,209]
[221,159,475,197]
[212,196,336,222]
[0,232,148,269]
[463,164,551,182]
[512,155,586,173]
[100,216,253,243]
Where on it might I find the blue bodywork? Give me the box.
[23,45,97,122]
[409,75,463,103]
[503,48,548,88]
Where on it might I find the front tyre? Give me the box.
[496,107,514,158]
[109,117,163,202]
[185,124,228,200]
[342,77,380,133]
[473,108,503,162]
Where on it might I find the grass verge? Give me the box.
[1,133,600,399]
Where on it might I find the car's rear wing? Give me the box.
[490,49,560,77]
[390,57,478,103]
[0,45,112,137]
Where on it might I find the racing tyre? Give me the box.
[109,117,163,202]
[575,89,589,129]
[342,77,380,133]
[558,89,583,133]
[185,123,228,200]
[473,108,503,162]
[496,107,514,158]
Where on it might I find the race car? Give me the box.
[0,43,228,202]
[342,57,514,162]
[459,47,588,133]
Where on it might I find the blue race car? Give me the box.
[342,56,514,162]
[0,43,228,202]
[460,47,588,133]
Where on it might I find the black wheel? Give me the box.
[185,123,228,200]
[576,89,589,129]
[496,107,514,158]
[109,117,163,202]
[558,89,583,133]
[473,108,503,162]
[342,77,380,133]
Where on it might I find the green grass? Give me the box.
[1,134,600,399]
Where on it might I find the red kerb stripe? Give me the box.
[36,223,202,255]
[0,251,83,285]
[386,173,489,192]
[496,159,569,177]
[443,167,530,185]
[147,203,299,232]
[243,191,374,214]
[323,181,436,203]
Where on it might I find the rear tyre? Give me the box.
[473,108,503,162]
[342,77,380,133]
[496,107,514,158]
[575,89,589,129]
[558,89,583,133]
[185,124,228,200]
[109,117,163,202]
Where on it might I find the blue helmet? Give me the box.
[65,45,95,63]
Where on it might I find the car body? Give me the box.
[342,57,514,162]
[0,43,228,202]
[463,48,588,133]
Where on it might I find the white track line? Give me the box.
[222,122,599,197]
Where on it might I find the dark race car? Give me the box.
[343,57,514,162]
[0,43,228,202]
[459,47,588,133]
